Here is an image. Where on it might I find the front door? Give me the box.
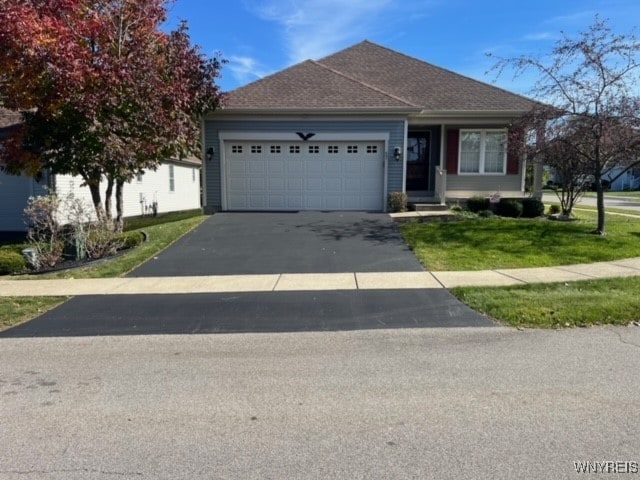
[405,132,430,191]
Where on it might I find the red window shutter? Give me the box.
[446,129,459,175]
[507,128,523,175]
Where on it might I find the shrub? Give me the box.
[496,198,523,218]
[24,193,65,269]
[115,231,146,250]
[521,198,545,218]
[466,196,490,213]
[477,209,495,218]
[388,192,408,212]
[0,250,28,275]
[548,204,561,215]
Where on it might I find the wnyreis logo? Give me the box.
[574,461,639,474]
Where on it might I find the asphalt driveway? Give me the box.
[129,212,424,276]
[2,212,493,336]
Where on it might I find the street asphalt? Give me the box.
[1,326,639,479]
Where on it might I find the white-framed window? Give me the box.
[459,129,507,175]
[136,172,143,183]
[169,164,175,192]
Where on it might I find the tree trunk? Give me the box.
[104,175,114,221]
[595,177,606,235]
[88,183,106,222]
[115,179,125,233]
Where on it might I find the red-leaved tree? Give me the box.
[0,0,224,229]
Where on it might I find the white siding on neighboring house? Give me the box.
[0,173,48,231]
[54,162,200,223]
[56,163,200,217]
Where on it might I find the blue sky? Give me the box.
[164,0,640,95]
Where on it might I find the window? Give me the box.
[328,146,339,154]
[192,168,196,182]
[136,172,143,183]
[347,145,358,154]
[366,145,378,154]
[308,145,319,154]
[169,164,175,192]
[459,130,507,174]
[232,145,243,154]
[251,145,262,154]
[270,145,281,154]
[290,145,300,154]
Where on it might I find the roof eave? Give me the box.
[206,107,421,118]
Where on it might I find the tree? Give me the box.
[492,17,640,235]
[0,0,224,230]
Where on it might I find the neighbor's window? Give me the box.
[459,130,507,174]
[169,164,175,192]
[136,172,143,183]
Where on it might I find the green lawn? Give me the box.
[582,190,640,199]
[453,277,640,328]
[0,297,68,331]
[401,212,640,271]
[0,213,207,330]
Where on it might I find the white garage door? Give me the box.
[224,141,385,211]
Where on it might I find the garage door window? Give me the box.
[270,145,281,154]
[308,146,320,154]
[347,145,358,154]
[290,145,300,154]
[328,146,339,154]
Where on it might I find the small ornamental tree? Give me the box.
[492,17,640,235]
[0,0,224,231]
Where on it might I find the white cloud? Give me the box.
[244,0,433,63]
[227,55,272,86]
[523,32,556,41]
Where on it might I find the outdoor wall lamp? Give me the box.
[206,147,214,161]
[393,146,401,162]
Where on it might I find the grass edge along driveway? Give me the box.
[401,210,640,328]
[0,213,207,331]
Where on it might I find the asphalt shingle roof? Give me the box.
[224,40,536,113]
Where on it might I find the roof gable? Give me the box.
[223,41,537,113]
[225,59,416,111]
[319,41,535,112]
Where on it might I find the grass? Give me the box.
[0,297,69,331]
[401,211,640,271]
[31,213,207,279]
[453,277,640,328]
[582,190,640,199]
[0,212,207,331]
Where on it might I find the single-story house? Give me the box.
[0,109,202,233]
[202,40,538,213]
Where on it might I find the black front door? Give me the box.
[406,132,431,191]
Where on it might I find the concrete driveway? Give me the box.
[130,212,424,276]
[2,212,493,336]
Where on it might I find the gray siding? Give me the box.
[0,173,48,232]
[204,118,405,211]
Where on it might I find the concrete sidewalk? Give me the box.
[1,257,639,296]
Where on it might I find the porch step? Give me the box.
[410,203,449,212]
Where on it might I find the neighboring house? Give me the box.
[0,108,202,233]
[604,166,640,191]
[203,41,537,212]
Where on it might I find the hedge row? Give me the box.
[466,196,545,218]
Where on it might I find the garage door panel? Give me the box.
[249,177,267,191]
[225,140,384,211]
